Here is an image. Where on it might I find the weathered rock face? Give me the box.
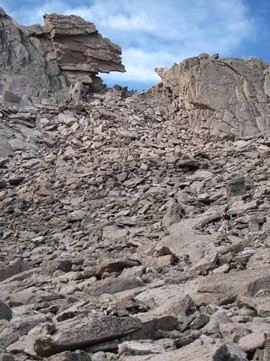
[0,8,125,102]
[154,53,270,137]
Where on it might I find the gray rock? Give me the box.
[119,336,223,360]
[41,259,72,276]
[45,350,91,361]
[226,176,246,200]
[0,260,29,282]
[0,136,13,157]
[214,341,248,360]
[0,302,12,321]
[0,353,15,361]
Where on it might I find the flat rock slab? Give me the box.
[198,266,270,299]
[120,338,223,361]
[134,282,200,308]
[120,340,248,361]
[34,315,142,357]
[159,217,217,264]
[84,274,144,297]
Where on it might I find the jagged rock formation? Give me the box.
[154,53,270,137]
[0,8,125,103]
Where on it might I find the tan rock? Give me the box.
[155,55,270,136]
[238,331,266,352]
[96,258,142,277]
[198,267,270,300]
[154,255,177,267]
[120,337,225,361]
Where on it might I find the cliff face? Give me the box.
[0,8,125,101]
[154,53,270,137]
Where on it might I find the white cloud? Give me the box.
[105,14,155,31]
[122,49,174,80]
[3,0,260,89]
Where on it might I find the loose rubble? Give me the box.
[0,89,270,361]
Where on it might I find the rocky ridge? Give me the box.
[0,89,270,361]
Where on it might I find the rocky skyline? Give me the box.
[2,0,270,90]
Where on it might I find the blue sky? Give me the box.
[1,0,270,91]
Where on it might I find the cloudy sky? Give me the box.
[1,0,270,90]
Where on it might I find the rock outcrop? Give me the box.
[0,8,125,103]
[154,53,270,137]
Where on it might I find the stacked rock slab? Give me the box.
[0,8,125,102]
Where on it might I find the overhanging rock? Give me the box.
[0,8,125,102]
